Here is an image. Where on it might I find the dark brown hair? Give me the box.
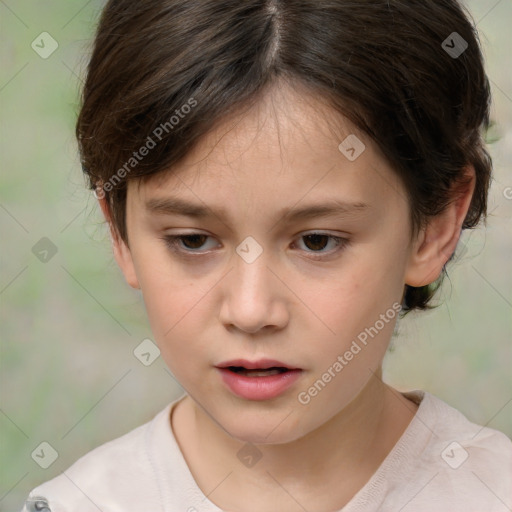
[76,0,493,315]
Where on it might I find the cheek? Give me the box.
[296,271,402,426]
[141,277,204,342]
[303,240,406,395]
[131,247,184,331]
[315,255,402,338]
[140,282,213,392]
[133,251,216,366]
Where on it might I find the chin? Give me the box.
[220,413,307,446]
[228,428,296,446]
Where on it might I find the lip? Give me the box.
[215,358,301,370]
[215,359,303,401]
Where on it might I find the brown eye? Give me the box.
[162,232,349,260]
[179,234,208,249]
[162,234,217,253]
[294,232,347,257]
[302,234,331,252]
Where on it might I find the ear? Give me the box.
[404,165,476,287]
[97,192,140,290]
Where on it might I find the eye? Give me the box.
[293,232,349,259]
[162,233,217,253]
[161,231,349,259]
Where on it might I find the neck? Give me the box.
[174,368,418,510]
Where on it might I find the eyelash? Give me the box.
[161,232,350,260]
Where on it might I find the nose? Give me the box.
[219,248,289,334]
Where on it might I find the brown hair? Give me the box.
[76,0,493,315]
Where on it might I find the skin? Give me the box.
[99,80,475,511]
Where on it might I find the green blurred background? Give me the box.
[1,0,511,510]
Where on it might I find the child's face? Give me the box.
[116,83,419,443]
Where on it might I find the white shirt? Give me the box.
[22,390,512,512]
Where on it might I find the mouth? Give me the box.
[216,359,302,377]
[215,358,302,378]
[215,359,303,400]
[226,366,290,377]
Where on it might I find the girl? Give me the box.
[23,1,512,511]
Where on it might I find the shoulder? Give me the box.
[21,402,174,512]
[423,391,512,467]
[409,391,512,511]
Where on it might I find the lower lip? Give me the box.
[217,368,303,401]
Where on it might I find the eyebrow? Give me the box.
[145,197,371,224]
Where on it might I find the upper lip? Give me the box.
[215,358,301,370]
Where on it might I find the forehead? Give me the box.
[130,81,404,220]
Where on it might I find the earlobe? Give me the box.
[97,194,141,290]
[404,165,476,287]
[111,236,141,290]
[404,224,450,287]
